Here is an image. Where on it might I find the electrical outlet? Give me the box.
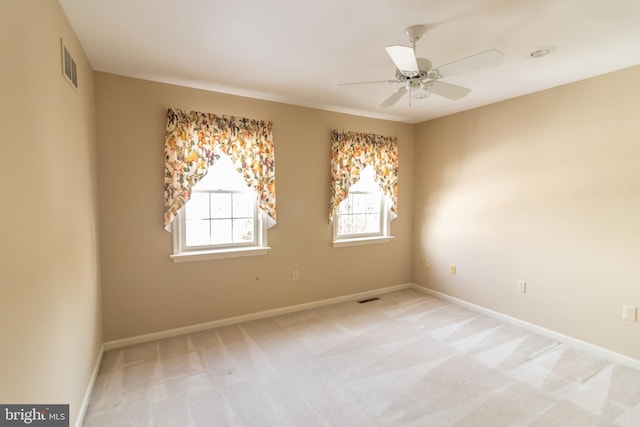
[292,270,299,281]
[516,280,527,293]
[622,305,637,322]
[449,264,456,275]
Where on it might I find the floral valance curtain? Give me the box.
[164,108,276,230]
[330,130,398,222]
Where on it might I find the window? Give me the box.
[334,166,386,239]
[332,166,392,247]
[171,155,269,262]
[336,191,384,238]
[183,191,257,248]
[330,130,398,247]
[164,109,276,262]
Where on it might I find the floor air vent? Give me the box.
[357,297,380,304]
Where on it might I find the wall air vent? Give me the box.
[60,38,78,90]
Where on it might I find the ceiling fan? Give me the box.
[339,25,505,108]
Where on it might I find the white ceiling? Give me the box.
[59,0,640,124]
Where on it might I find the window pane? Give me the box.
[352,194,366,213]
[233,193,254,218]
[233,218,254,243]
[352,214,366,233]
[185,219,210,246]
[185,193,210,220]
[338,195,352,214]
[366,214,381,233]
[337,214,352,236]
[366,193,381,213]
[211,219,232,244]
[211,193,232,219]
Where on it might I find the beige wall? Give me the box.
[413,66,640,359]
[94,73,414,341]
[0,0,102,425]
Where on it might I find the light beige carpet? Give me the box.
[83,289,640,426]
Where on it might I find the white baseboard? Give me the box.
[104,283,413,350]
[75,344,104,427]
[411,284,640,372]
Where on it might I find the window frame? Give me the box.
[182,189,259,250]
[332,189,393,248]
[171,189,270,263]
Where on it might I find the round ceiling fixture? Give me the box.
[530,46,556,58]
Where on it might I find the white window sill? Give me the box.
[170,246,271,263]
[332,236,394,248]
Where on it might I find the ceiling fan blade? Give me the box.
[385,45,419,75]
[427,80,471,100]
[380,86,408,108]
[338,79,399,87]
[435,49,504,78]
